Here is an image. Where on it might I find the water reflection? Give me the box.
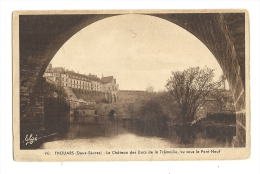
[40,121,234,149]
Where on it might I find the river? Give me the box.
[40,122,233,149]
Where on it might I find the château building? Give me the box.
[43,64,119,103]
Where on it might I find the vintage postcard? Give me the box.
[13,10,250,161]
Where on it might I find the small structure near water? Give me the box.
[70,105,98,123]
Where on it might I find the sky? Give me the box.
[50,14,224,91]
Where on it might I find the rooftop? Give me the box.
[101,76,114,83]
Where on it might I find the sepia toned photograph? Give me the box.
[13,10,250,161]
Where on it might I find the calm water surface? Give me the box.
[40,123,232,149]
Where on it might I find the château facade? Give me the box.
[43,64,119,103]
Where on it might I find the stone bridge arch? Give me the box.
[17,12,247,146]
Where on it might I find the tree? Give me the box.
[125,92,172,136]
[145,85,154,93]
[166,67,222,143]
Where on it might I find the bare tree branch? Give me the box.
[166,67,222,123]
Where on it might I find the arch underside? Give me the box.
[18,12,246,146]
